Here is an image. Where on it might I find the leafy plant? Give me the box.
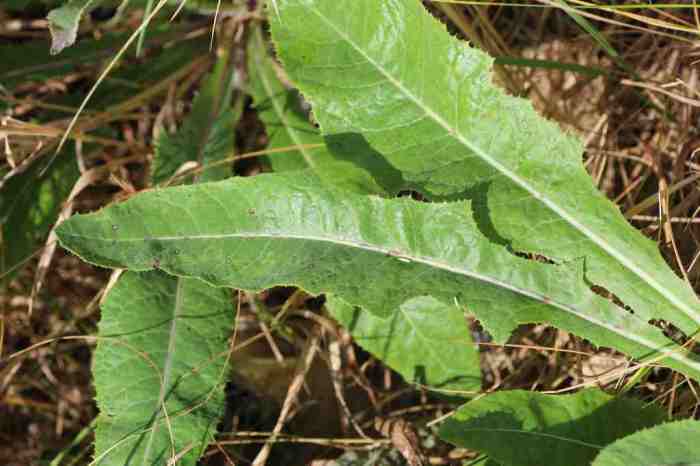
[91,270,233,464]
[439,389,666,466]
[5,0,699,464]
[88,49,239,464]
[591,420,700,466]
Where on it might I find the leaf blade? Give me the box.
[438,389,666,466]
[1,150,79,281]
[55,173,700,381]
[247,27,403,195]
[93,270,233,465]
[47,0,100,55]
[328,295,481,392]
[152,53,236,185]
[592,420,700,466]
[268,0,700,338]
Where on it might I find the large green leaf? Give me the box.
[92,270,233,465]
[268,0,700,340]
[0,150,79,281]
[55,172,700,381]
[439,389,666,466]
[92,48,238,463]
[247,27,402,195]
[249,26,477,390]
[327,295,481,392]
[592,419,700,466]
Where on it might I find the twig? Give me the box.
[250,328,321,466]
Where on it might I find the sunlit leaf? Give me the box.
[268,0,700,342]
[55,172,700,381]
[328,295,481,392]
[247,27,402,195]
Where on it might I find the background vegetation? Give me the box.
[2,1,700,464]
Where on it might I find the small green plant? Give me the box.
[5,0,700,464]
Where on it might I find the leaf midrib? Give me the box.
[141,276,183,464]
[301,3,699,327]
[61,228,700,373]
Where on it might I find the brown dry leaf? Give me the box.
[374,417,426,466]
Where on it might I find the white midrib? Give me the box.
[254,31,317,169]
[141,277,183,465]
[65,229,700,376]
[304,5,700,327]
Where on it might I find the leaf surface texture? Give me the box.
[591,419,700,466]
[93,270,233,465]
[247,27,402,195]
[269,0,700,339]
[56,173,700,380]
[328,295,481,391]
[439,389,666,466]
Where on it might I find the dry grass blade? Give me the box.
[51,0,173,170]
[251,328,321,466]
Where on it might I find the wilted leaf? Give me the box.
[47,0,100,55]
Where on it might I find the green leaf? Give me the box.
[94,52,238,464]
[0,150,79,281]
[92,270,233,465]
[439,389,666,466]
[55,172,700,381]
[47,0,101,55]
[592,419,700,466]
[247,27,403,195]
[268,0,700,341]
[152,54,236,185]
[327,294,480,392]
[249,29,479,390]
